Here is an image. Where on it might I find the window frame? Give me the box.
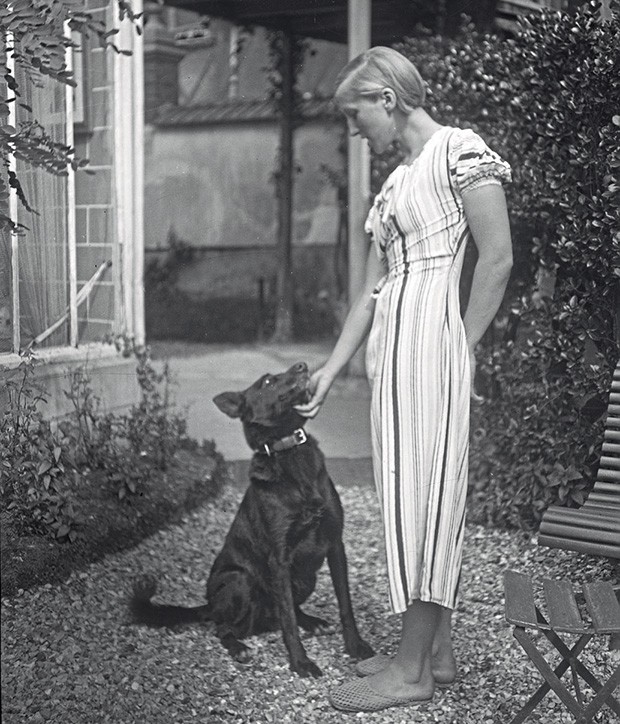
[4,23,79,356]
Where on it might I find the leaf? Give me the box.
[37,460,52,476]
[53,446,62,462]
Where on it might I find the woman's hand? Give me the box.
[469,347,483,404]
[294,367,334,419]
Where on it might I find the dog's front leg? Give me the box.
[327,540,374,660]
[268,551,322,678]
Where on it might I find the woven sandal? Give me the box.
[329,677,434,713]
[355,654,456,688]
[355,654,391,676]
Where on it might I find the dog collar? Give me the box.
[260,428,307,456]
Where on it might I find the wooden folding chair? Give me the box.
[504,571,620,723]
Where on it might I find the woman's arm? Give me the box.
[462,183,513,391]
[295,244,385,418]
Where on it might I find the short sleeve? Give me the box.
[451,129,511,195]
[364,202,377,241]
[364,187,389,263]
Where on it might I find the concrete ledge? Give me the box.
[0,348,140,421]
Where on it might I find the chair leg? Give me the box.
[581,666,620,722]
[512,627,584,720]
[507,634,582,724]
[541,629,620,718]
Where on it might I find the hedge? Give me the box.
[374,2,620,529]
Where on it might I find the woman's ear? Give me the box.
[381,87,397,111]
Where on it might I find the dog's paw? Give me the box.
[219,630,252,663]
[297,612,332,635]
[132,574,158,601]
[291,658,323,678]
[231,643,252,664]
[345,637,375,660]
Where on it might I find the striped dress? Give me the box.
[365,126,511,613]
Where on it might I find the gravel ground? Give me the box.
[2,481,618,724]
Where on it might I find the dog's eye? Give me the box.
[262,376,273,387]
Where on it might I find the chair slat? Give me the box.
[541,507,620,532]
[504,571,539,627]
[597,468,620,483]
[538,522,620,545]
[607,414,620,428]
[543,579,588,633]
[583,582,620,634]
[537,534,620,558]
[591,481,620,496]
[610,392,620,404]
[601,455,620,470]
[602,441,620,456]
[606,429,620,443]
[586,492,620,508]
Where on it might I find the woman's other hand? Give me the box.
[469,348,483,404]
[294,367,334,418]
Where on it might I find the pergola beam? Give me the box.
[347,0,371,374]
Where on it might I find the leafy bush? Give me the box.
[125,350,189,475]
[1,347,193,540]
[385,3,619,528]
[0,354,78,540]
[60,348,189,500]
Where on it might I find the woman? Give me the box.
[294,47,513,712]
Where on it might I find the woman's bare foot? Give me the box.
[432,650,457,685]
[363,659,435,701]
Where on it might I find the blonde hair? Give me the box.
[335,47,426,112]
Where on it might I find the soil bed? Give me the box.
[1,446,227,598]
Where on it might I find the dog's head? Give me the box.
[213,362,311,452]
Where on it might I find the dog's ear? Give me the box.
[213,391,245,418]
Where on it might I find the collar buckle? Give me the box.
[260,428,307,456]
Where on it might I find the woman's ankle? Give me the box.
[392,654,434,685]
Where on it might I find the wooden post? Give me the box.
[6,30,20,354]
[347,0,371,375]
[65,22,78,347]
[132,0,145,348]
[271,30,294,342]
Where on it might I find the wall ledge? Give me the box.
[0,342,123,371]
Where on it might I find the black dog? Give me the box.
[130,362,373,677]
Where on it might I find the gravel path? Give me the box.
[2,482,618,724]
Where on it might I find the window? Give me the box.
[1,30,116,355]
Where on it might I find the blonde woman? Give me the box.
[295,47,512,712]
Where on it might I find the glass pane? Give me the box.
[15,62,69,349]
[0,227,12,353]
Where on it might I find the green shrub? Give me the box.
[385,3,619,528]
[60,348,190,500]
[0,354,78,541]
[1,347,195,539]
[125,350,189,474]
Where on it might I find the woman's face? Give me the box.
[336,85,395,153]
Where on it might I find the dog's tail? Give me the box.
[130,577,211,627]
